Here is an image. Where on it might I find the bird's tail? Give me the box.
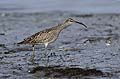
[17,40,29,45]
[17,41,25,44]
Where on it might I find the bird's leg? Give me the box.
[44,43,49,66]
[32,45,35,59]
[44,43,49,58]
[43,48,49,66]
[29,45,35,63]
[44,48,47,58]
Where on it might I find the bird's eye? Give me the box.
[70,19,74,22]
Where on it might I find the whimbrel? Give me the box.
[18,18,87,61]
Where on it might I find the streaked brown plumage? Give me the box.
[18,18,87,61]
[18,26,60,48]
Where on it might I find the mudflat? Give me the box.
[0,12,120,79]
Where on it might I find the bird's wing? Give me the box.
[32,29,58,43]
[18,28,54,44]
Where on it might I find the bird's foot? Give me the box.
[28,55,36,64]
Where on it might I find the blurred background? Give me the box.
[0,0,120,14]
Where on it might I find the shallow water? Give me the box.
[0,12,120,79]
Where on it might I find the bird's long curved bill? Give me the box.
[75,21,87,28]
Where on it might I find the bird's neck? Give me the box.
[57,22,72,31]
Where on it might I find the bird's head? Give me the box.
[65,18,87,28]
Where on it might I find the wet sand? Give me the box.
[0,12,120,79]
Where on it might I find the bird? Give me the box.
[17,18,87,62]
